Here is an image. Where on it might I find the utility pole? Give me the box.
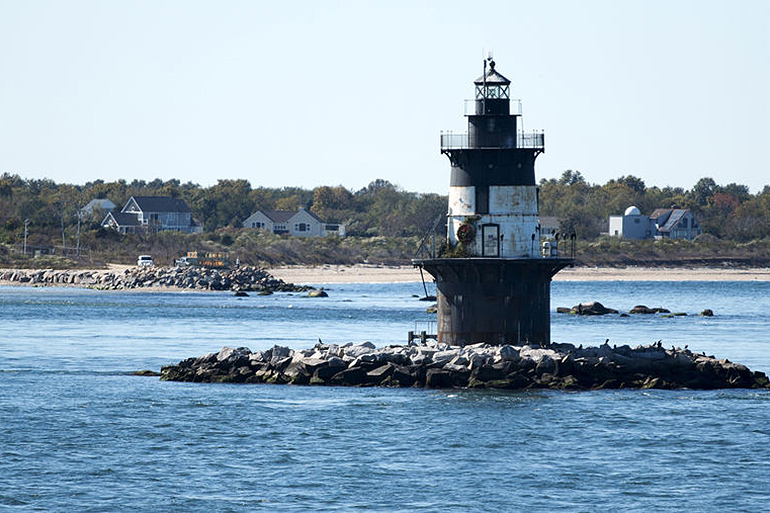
[76,210,82,258]
[24,218,29,255]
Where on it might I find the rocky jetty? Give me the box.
[558,301,713,317]
[160,341,770,390]
[0,266,309,293]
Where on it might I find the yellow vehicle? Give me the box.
[181,251,229,268]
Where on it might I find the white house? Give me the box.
[242,208,345,237]
[538,216,560,239]
[609,206,702,240]
[102,196,198,233]
[609,206,652,239]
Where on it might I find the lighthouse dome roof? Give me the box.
[624,205,642,216]
[474,59,511,86]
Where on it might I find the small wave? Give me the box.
[0,495,29,506]
[88,468,115,476]
[0,368,146,377]
[272,453,298,464]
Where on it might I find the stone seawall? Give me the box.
[0,266,309,292]
[160,341,770,390]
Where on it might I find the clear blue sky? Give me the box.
[1,0,768,194]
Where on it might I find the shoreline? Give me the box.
[266,264,770,284]
[2,264,770,290]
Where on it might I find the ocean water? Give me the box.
[1,281,769,511]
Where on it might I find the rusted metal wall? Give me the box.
[418,258,571,346]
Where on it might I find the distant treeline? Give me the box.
[0,175,446,244]
[539,171,768,241]
[0,171,768,255]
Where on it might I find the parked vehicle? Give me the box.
[180,251,229,268]
[174,256,192,266]
[137,255,154,267]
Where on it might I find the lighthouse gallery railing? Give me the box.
[440,131,545,151]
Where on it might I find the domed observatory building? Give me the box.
[414,58,573,347]
[608,206,650,239]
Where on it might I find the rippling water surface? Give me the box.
[1,281,769,511]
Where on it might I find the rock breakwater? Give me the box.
[160,341,770,390]
[0,266,309,292]
[557,301,715,317]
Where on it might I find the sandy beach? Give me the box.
[267,264,770,284]
[3,264,770,289]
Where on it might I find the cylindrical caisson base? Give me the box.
[414,258,572,346]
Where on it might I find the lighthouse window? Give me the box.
[482,224,500,257]
[476,186,489,215]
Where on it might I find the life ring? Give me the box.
[456,223,476,244]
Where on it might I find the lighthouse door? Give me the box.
[482,224,500,257]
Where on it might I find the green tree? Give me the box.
[311,185,354,223]
[616,175,646,194]
[192,179,253,230]
[690,177,717,206]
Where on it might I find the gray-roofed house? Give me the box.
[80,198,116,221]
[102,196,197,233]
[242,208,345,237]
[538,216,560,239]
[650,208,702,240]
[101,211,143,234]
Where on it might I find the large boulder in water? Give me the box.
[570,301,618,315]
[216,347,252,368]
[630,305,670,314]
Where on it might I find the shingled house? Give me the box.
[242,208,345,237]
[102,196,198,234]
[79,198,116,221]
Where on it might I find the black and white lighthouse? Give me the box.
[414,58,572,346]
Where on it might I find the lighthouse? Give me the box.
[414,58,573,347]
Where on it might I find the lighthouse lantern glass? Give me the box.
[475,84,509,100]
